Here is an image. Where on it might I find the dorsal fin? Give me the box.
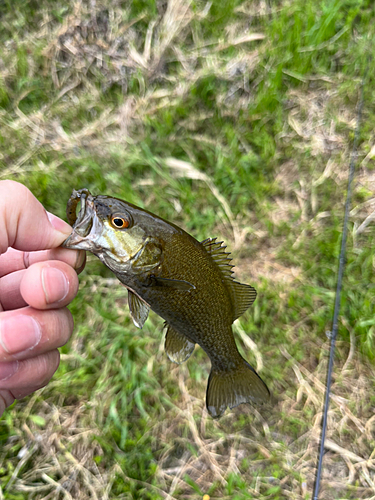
[229,281,257,321]
[201,237,234,279]
[201,237,257,321]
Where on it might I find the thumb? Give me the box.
[0,180,72,254]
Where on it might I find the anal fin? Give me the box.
[165,324,195,364]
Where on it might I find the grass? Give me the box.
[1,0,375,498]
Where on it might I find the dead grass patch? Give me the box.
[0,397,118,500]
[2,332,374,499]
[285,88,347,158]
[239,251,302,284]
[1,0,265,181]
[153,339,375,499]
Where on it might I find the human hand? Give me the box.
[0,180,85,416]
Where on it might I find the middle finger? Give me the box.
[0,247,85,278]
[0,260,80,311]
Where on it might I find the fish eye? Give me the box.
[110,214,131,229]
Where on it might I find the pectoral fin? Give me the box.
[128,290,150,329]
[149,276,195,291]
[165,324,195,364]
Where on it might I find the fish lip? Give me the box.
[63,189,103,251]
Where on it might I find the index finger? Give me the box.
[0,181,72,255]
[0,247,86,278]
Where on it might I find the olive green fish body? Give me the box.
[63,189,270,418]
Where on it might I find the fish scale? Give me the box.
[63,188,270,418]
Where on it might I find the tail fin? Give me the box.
[206,359,270,419]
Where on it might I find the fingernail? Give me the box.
[0,361,19,381]
[47,212,72,235]
[42,267,69,304]
[0,315,42,356]
[75,250,86,271]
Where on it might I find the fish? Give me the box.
[63,188,270,418]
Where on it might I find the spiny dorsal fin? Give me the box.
[201,237,234,280]
[201,237,257,321]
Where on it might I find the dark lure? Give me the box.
[63,189,270,417]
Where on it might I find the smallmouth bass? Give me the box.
[63,189,270,418]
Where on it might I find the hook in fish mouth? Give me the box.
[62,188,102,250]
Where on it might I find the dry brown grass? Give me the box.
[0,395,118,499]
[150,338,375,499]
[2,329,374,499]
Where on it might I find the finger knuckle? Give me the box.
[3,180,30,199]
[54,309,74,347]
[35,351,60,386]
[63,310,74,344]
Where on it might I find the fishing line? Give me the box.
[312,62,368,499]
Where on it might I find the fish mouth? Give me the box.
[62,188,103,251]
